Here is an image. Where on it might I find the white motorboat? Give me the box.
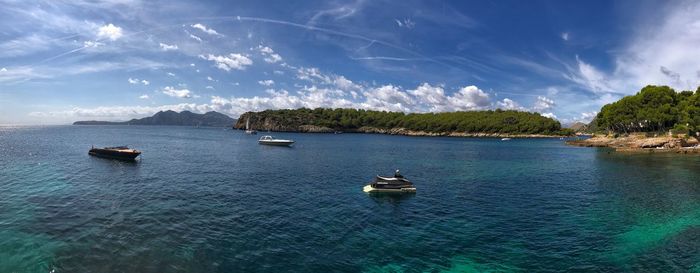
[501,137,512,141]
[258,135,294,146]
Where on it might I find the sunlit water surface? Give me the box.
[0,126,698,272]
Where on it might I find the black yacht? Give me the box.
[363,170,416,193]
[89,146,141,161]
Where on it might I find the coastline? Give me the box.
[242,125,570,138]
[566,134,700,154]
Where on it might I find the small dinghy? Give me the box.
[89,146,141,161]
[363,170,416,193]
[258,135,295,146]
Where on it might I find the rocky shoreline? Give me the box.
[235,122,566,138]
[566,134,700,154]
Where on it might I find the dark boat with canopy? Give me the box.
[89,146,141,161]
[363,170,416,193]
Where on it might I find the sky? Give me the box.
[1,0,700,125]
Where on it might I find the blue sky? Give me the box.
[1,0,699,125]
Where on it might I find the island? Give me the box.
[234,108,573,137]
[567,85,700,153]
[74,110,236,127]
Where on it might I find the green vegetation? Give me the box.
[247,108,572,135]
[596,85,700,134]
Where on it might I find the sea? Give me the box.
[0,125,698,272]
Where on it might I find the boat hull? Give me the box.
[258,140,294,146]
[89,149,140,161]
[363,184,416,193]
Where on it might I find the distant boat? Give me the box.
[245,117,257,135]
[258,135,294,146]
[89,146,141,161]
[501,138,512,141]
[363,170,416,193]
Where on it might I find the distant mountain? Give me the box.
[73,110,236,127]
[568,122,589,132]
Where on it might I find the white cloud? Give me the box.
[0,58,165,84]
[128,78,149,85]
[0,68,6,72]
[273,70,285,75]
[191,23,222,36]
[189,34,203,42]
[561,32,569,41]
[83,40,104,48]
[207,82,495,117]
[496,98,525,110]
[33,75,544,124]
[97,23,123,41]
[406,84,491,112]
[159,43,178,51]
[532,96,555,112]
[257,45,283,63]
[575,111,598,123]
[0,34,53,58]
[167,72,175,77]
[265,54,283,64]
[207,76,215,81]
[395,18,416,29]
[307,1,365,25]
[139,94,149,99]
[362,85,415,112]
[29,103,215,120]
[563,2,700,96]
[407,83,445,111]
[258,79,275,86]
[162,86,192,98]
[200,53,253,71]
[190,63,196,67]
[610,3,700,92]
[450,86,492,110]
[210,86,355,116]
[568,55,614,93]
[541,112,557,119]
[206,86,214,89]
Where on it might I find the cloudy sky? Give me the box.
[1,0,699,125]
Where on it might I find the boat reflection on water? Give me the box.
[366,190,416,205]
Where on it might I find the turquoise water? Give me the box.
[1,125,698,272]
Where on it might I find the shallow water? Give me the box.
[0,126,698,272]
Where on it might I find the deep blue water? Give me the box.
[1,125,699,272]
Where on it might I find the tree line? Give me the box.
[247,108,572,135]
[596,85,700,134]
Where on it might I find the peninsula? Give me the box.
[234,108,573,137]
[567,85,700,153]
[74,110,236,127]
